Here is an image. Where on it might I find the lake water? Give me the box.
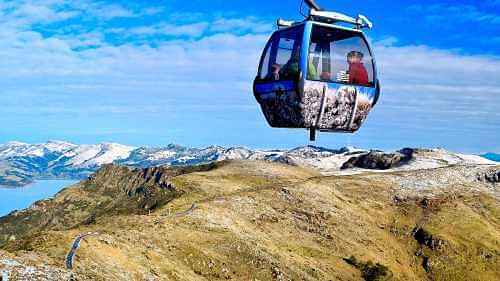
[0,180,77,217]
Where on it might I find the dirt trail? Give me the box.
[66,232,99,270]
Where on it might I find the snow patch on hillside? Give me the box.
[0,141,497,187]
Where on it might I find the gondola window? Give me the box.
[258,26,304,81]
[308,25,374,87]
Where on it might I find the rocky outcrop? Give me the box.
[412,227,446,251]
[341,149,414,170]
[1,142,496,187]
[0,160,499,280]
[477,169,500,183]
[84,164,180,213]
[0,162,220,248]
[0,251,70,281]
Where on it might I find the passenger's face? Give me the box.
[348,56,361,64]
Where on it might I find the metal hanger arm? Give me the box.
[304,0,322,11]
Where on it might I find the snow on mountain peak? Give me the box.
[65,143,135,167]
[44,140,77,152]
[0,141,136,169]
[1,141,497,188]
[0,141,76,159]
[0,142,44,158]
[285,145,366,158]
[4,141,28,146]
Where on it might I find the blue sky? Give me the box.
[0,0,499,153]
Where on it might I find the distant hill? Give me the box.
[0,160,499,280]
[482,153,500,162]
[0,141,496,187]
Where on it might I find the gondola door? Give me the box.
[253,25,306,128]
[302,24,379,133]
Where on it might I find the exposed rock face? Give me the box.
[85,164,180,212]
[478,169,500,183]
[341,149,414,170]
[0,161,499,280]
[412,227,446,251]
[1,142,496,187]
[0,163,219,248]
[0,251,70,281]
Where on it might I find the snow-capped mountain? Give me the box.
[0,141,132,165]
[0,141,135,187]
[0,141,496,187]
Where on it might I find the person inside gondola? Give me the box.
[281,58,319,80]
[280,49,303,81]
[347,51,369,86]
[266,63,281,81]
[281,49,318,80]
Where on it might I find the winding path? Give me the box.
[155,203,197,224]
[66,204,197,268]
[65,232,99,270]
[172,203,197,218]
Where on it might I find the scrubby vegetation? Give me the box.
[344,256,392,281]
[0,161,499,280]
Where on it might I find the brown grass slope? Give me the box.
[0,160,499,281]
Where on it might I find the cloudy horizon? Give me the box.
[1,0,499,153]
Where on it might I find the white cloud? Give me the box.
[408,4,500,25]
[210,17,273,34]
[0,18,267,90]
[11,3,79,23]
[1,1,499,152]
[0,1,79,28]
[109,17,273,39]
[86,3,136,20]
[124,22,210,38]
[370,39,500,147]
[142,6,164,16]
[374,40,500,95]
[0,0,154,27]
[1,0,498,98]
[2,6,500,103]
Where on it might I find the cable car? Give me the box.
[253,0,381,141]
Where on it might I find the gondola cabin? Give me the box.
[253,6,381,141]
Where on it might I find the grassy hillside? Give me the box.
[0,161,499,280]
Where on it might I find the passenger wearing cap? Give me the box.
[347,51,369,86]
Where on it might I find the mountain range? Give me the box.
[0,141,496,187]
[0,155,499,280]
